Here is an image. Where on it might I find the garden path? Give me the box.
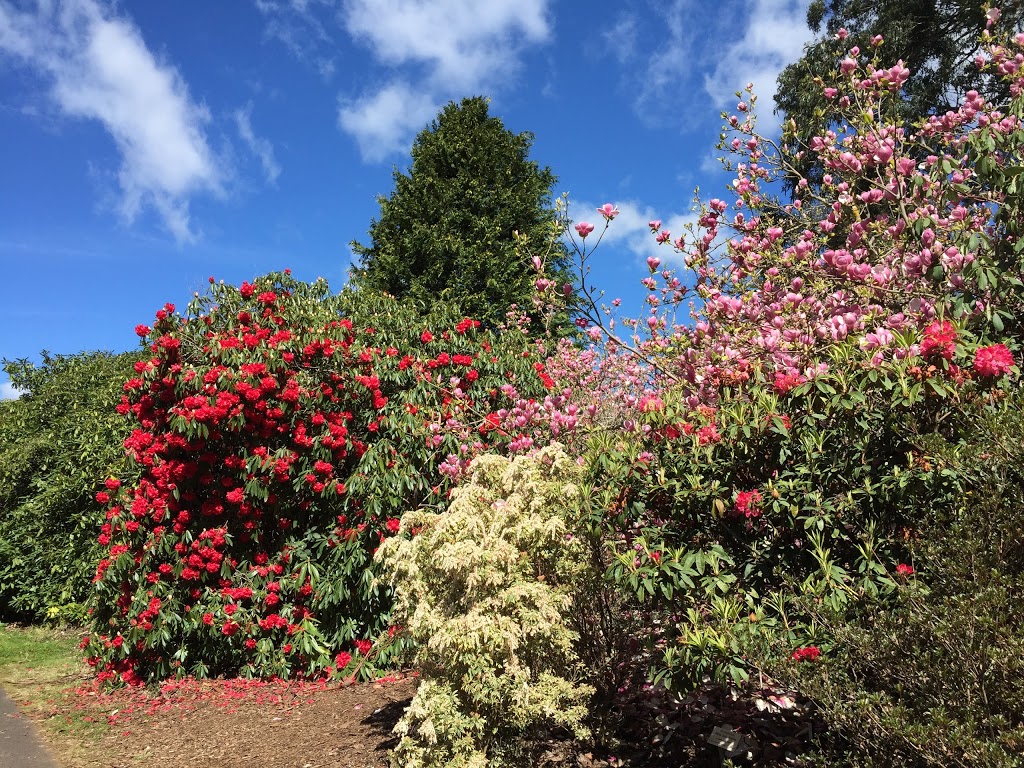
[0,685,60,768]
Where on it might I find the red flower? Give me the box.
[420,330,434,343]
[791,646,821,662]
[354,639,372,656]
[773,371,806,394]
[335,651,352,669]
[895,563,915,577]
[734,489,763,518]
[920,320,957,360]
[385,518,401,535]
[973,343,1014,378]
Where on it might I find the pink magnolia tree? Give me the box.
[523,16,1023,689]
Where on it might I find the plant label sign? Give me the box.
[707,725,746,757]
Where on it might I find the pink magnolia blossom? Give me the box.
[575,221,595,238]
[597,203,619,221]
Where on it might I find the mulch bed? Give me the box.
[37,674,418,768]
[15,670,820,767]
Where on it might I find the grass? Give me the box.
[0,623,115,767]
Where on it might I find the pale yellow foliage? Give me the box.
[376,444,595,768]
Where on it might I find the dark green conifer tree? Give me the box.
[351,96,575,332]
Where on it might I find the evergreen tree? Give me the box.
[351,96,574,331]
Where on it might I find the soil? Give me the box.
[7,661,820,767]
[17,673,418,768]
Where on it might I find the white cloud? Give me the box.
[343,0,550,90]
[0,381,18,400]
[338,82,441,163]
[338,0,553,161]
[704,0,814,126]
[253,0,336,79]
[607,0,812,134]
[601,13,639,64]
[234,103,281,184]
[0,0,224,242]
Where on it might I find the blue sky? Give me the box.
[0,0,815,398]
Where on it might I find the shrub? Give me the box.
[530,22,1024,695]
[83,273,558,685]
[0,351,141,623]
[766,391,1024,767]
[377,444,594,768]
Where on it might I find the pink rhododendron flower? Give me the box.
[734,489,763,518]
[973,343,1014,377]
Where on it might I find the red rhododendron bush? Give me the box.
[82,276,562,686]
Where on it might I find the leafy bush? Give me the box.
[83,273,557,685]
[377,445,594,768]
[768,392,1024,767]
[0,351,141,623]
[531,22,1024,697]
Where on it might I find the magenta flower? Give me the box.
[597,203,619,221]
[973,343,1014,378]
[575,221,595,238]
[734,489,763,519]
[920,320,956,360]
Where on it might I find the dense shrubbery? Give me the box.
[0,351,141,623]
[772,391,1024,766]
[2,14,1020,768]
[531,19,1024,701]
[82,275,558,685]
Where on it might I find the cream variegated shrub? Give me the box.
[376,444,594,768]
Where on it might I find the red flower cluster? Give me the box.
[973,343,1014,378]
[734,489,763,519]
[920,320,957,360]
[791,646,821,662]
[85,273,559,687]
